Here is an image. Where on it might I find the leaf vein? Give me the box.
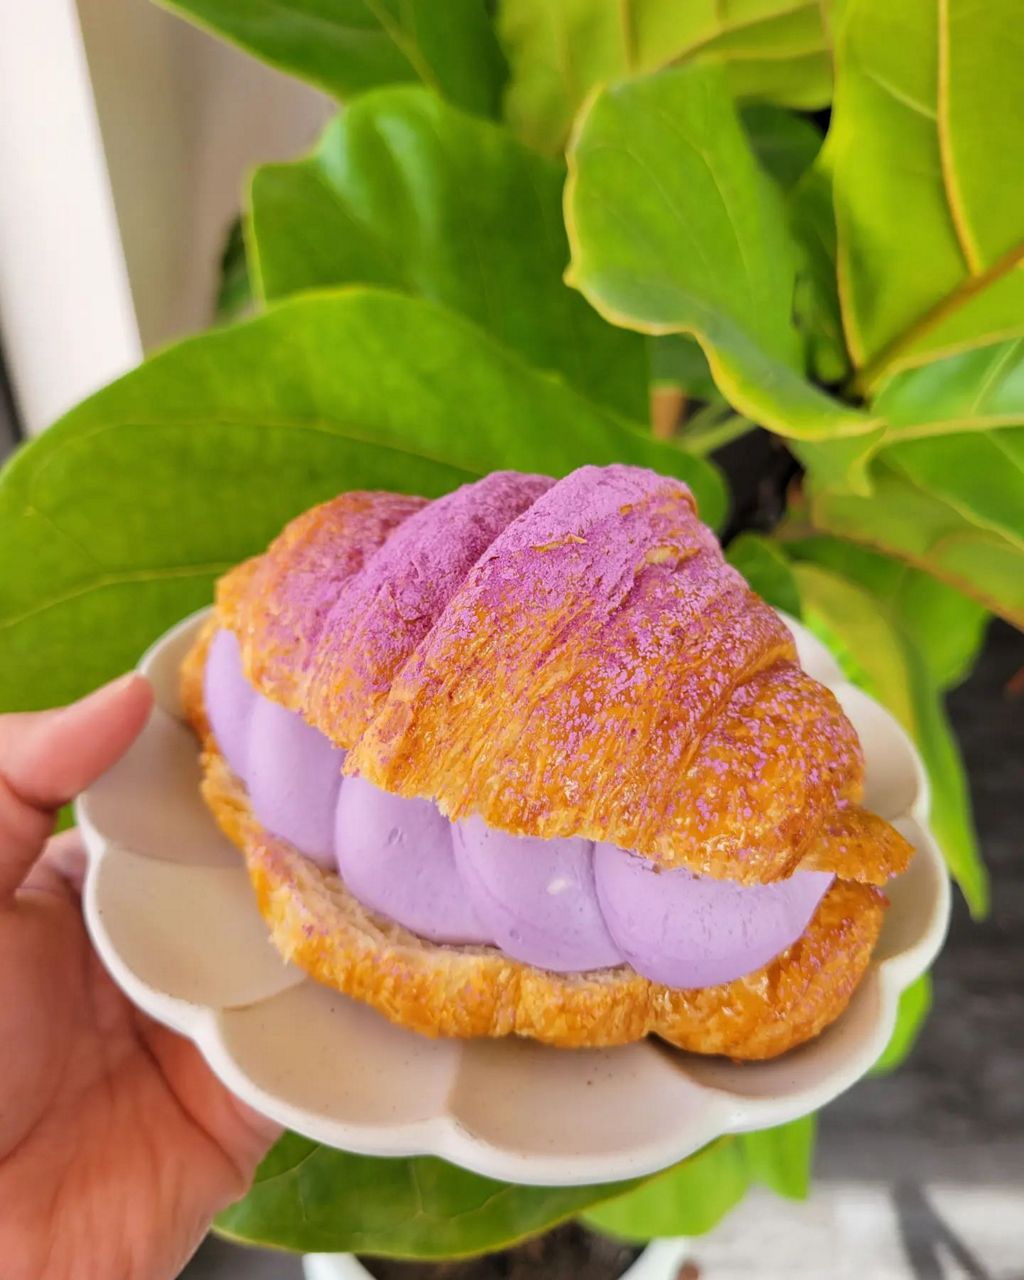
[936,0,982,273]
[0,562,231,633]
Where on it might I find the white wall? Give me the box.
[0,0,330,436]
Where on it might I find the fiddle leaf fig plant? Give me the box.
[564,1,1024,628]
[1,0,1015,1259]
[216,1126,813,1255]
[248,85,650,418]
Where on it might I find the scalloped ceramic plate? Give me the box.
[77,609,950,1187]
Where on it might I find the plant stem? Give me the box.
[679,407,753,455]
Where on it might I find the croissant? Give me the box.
[181,465,910,1059]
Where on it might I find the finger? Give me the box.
[43,829,89,893]
[0,673,153,899]
[21,829,89,900]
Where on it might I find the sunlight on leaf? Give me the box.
[808,452,1024,631]
[800,338,1024,628]
[874,340,1024,440]
[827,0,1024,392]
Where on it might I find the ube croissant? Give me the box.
[181,466,911,1059]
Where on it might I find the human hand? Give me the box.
[0,675,280,1280]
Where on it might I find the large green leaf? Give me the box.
[581,1140,750,1242]
[497,0,832,153]
[782,535,988,689]
[881,431,1024,574]
[873,339,1024,440]
[659,102,838,399]
[0,289,724,715]
[738,1116,816,1201]
[808,446,1024,629]
[158,0,506,117]
[583,1118,815,1243]
[791,562,987,915]
[872,974,933,1075]
[250,87,648,420]
[565,64,877,454]
[217,1135,643,1256]
[828,0,1024,394]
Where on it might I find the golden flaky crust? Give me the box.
[181,468,908,1056]
[188,727,886,1059]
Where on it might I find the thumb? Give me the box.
[0,673,153,899]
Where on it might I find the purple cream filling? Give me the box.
[204,629,832,989]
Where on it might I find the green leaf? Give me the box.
[582,1140,750,1242]
[874,339,1024,440]
[158,0,506,117]
[215,216,254,324]
[677,407,756,456]
[782,535,987,689]
[810,461,1024,632]
[872,974,933,1075]
[790,166,850,384]
[217,1135,643,1256]
[0,288,725,715]
[800,339,1024,627]
[565,64,878,450]
[791,562,987,915]
[250,87,648,421]
[498,0,832,154]
[739,1116,816,1200]
[726,532,803,617]
[741,104,823,194]
[827,0,1024,394]
[648,335,717,399]
[883,432,1024,581]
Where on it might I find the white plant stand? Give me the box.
[0,0,329,435]
[302,1239,692,1280]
